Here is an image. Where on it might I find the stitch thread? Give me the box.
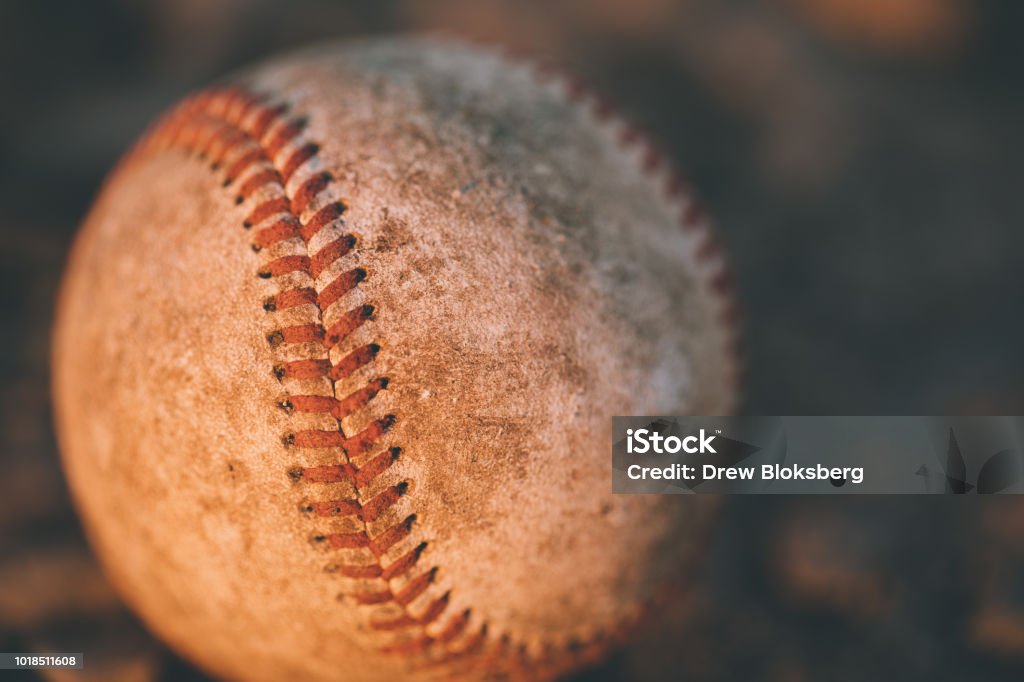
[128,87,484,666]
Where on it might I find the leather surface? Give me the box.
[53,37,736,681]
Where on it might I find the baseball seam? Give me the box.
[130,89,491,667]
[118,48,740,676]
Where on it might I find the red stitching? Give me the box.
[300,201,346,241]
[352,590,395,605]
[328,343,380,381]
[371,590,449,631]
[275,359,331,380]
[244,197,291,228]
[253,217,301,249]
[250,102,289,140]
[431,626,488,665]
[224,148,265,185]
[289,429,344,449]
[282,143,320,184]
[322,530,371,550]
[381,542,428,581]
[286,394,339,415]
[380,635,434,656]
[304,481,407,521]
[335,378,389,418]
[292,463,357,484]
[264,287,317,312]
[371,615,418,631]
[316,513,415,557]
[267,323,325,347]
[354,447,402,488]
[230,92,263,126]
[333,563,384,579]
[310,234,356,278]
[306,497,363,517]
[259,254,310,278]
[286,378,388,419]
[369,514,417,555]
[413,591,450,624]
[194,120,227,159]
[292,172,332,215]
[394,567,437,605]
[350,415,397,456]
[208,126,247,167]
[359,482,409,522]
[284,413,394,452]
[318,268,366,310]
[325,304,374,348]
[136,88,459,651]
[238,168,283,200]
[265,117,306,159]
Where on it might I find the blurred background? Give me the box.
[1,0,1023,680]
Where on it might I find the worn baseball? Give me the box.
[53,37,737,681]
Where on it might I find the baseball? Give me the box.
[53,37,737,681]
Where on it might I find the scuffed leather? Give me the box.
[53,37,736,682]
